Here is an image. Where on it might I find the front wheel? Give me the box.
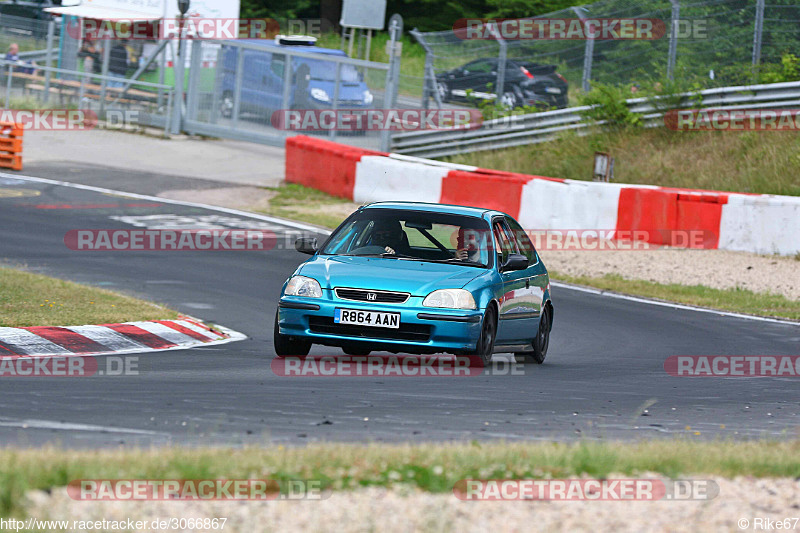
[436,81,450,102]
[273,311,311,357]
[499,91,520,110]
[219,91,234,119]
[468,305,497,366]
[516,306,551,364]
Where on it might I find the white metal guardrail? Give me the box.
[391,81,800,158]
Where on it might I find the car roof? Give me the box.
[362,201,508,219]
[234,39,347,57]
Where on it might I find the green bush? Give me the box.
[577,83,643,128]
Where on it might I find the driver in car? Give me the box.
[455,227,483,262]
[369,219,406,255]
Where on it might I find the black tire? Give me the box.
[219,91,234,119]
[436,81,450,103]
[500,91,520,110]
[273,311,311,357]
[469,305,497,366]
[516,306,551,364]
[342,346,371,356]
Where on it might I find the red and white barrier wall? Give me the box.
[285,136,800,256]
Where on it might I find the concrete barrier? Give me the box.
[285,135,799,256]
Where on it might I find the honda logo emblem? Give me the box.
[367,292,377,301]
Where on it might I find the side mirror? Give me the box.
[295,237,318,255]
[501,253,528,272]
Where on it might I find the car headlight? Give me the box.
[423,289,476,310]
[363,90,373,104]
[284,276,322,298]
[310,88,330,102]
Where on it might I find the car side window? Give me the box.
[271,54,285,78]
[467,60,493,73]
[493,220,515,266]
[505,217,537,263]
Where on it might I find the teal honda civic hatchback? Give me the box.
[274,202,553,364]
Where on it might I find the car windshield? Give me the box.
[298,59,361,82]
[320,209,492,267]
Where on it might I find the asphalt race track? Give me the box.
[0,170,798,448]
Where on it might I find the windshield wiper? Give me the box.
[345,253,415,259]
[385,252,420,258]
[425,258,486,267]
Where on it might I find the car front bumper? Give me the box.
[277,296,483,354]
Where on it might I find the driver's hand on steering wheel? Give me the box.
[384,246,396,254]
[455,248,468,260]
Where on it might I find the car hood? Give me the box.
[299,255,484,296]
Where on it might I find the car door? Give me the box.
[450,59,495,102]
[505,216,544,325]
[265,53,286,110]
[492,218,532,344]
[241,51,272,114]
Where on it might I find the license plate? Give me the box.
[545,87,562,94]
[334,308,400,329]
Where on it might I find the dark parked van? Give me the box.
[218,36,374,118]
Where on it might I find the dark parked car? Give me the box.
[436,58,568,109]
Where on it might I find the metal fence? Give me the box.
[0,58,175,135]
[0,14,174,135]
[0,13,405,150]
[412,0,800,109]
[391,80,800,157]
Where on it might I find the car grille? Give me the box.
[334,288,410,304]
[308,317,431,342]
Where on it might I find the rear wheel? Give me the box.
[469,305,497,366]
[515,306,551,364]
[273,311,311,357]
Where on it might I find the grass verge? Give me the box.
[0,266,178,327]
[444,128,800,197]
[552,271,800,321]
[257,183,356,229]
[2,440,799,516]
